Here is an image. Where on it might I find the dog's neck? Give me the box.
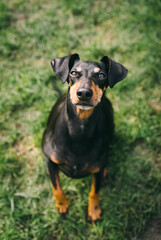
[66,92,102,139]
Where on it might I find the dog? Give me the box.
[42,53,128,222]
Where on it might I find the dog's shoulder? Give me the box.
[102,97,113,116]
[101,96,114,139]
[47,94,67,126]
[42,94,67,154]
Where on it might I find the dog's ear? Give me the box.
[100,56,128,88]
[51,53,80,83]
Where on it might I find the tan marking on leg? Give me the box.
[88,175,101,222]
[50,155,61,164]
[69,82,71,88]
[52,170,69,215]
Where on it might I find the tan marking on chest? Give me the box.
[76,107,94,119]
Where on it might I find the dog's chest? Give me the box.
[59,159,103,178]
[67,118,99,140]
[54,136,106,178]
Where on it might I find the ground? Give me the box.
[138,219,161,240]
[0,0,161,239]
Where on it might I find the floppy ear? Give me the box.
[100,56,128,88]
[51,53,80,83]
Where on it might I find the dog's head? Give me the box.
[51,54,128,118]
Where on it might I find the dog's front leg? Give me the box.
[45,157,69,216]
[88,170,103,222]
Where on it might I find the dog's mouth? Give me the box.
[76,103,94,110]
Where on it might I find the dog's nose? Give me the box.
[77,88,93,101]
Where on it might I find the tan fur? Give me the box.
[103,86,106,93]
[94,67,100,73]
[88,175,101,222]
[76,107,94,119]
[91,81,103,105]
[89,166,100,174]
[70,80,103,119]
[52,171,69,214]
[50,155,61,164]
[76,66,82,72]
[70,81,81,105]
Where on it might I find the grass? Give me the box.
[0,0,161,239]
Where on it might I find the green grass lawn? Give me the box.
[0,0,161,239]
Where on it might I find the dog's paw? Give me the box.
[87,199,102,223]
[55,195,69,217]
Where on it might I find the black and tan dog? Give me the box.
[42,53,128,222]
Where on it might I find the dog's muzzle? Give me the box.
[76,88,93,110]
[77,88,93,101]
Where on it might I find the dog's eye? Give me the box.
[70,71,78,77]
[98,72,105,79]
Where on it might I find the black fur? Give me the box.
[42,53,128,213]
